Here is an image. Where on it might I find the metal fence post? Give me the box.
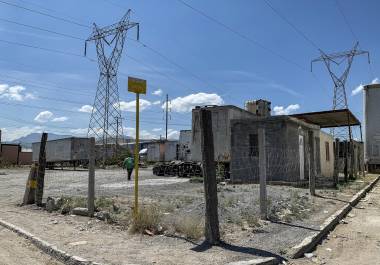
[88,137,95,217]
[258,127,267,220]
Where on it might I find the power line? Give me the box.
[0,0,90,29]
[0,100,191,126]
[176,0,306,72]
[334,0,359,42]
[0,38,92,60]
[0,2,234,101]
[334,0,375,80]
[0,1,242,105]
[128,37,228,95]
[0,18,85,41]
[263,0,320,50]
[15,0,92,27]
[0,73,93,97]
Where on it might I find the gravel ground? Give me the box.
[0,226,63,265]
[0,167,376,265]
[290,182,380,265]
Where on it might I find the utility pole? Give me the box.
[165,94,169,140]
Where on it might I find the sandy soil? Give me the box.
[290,182,380,265]
[0,167,377,265]
[0,227,63,265]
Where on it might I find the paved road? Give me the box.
[0,227,63,265]
[290,182,380,265]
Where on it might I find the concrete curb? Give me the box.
[290,175,380,259]
[0,218,106,265]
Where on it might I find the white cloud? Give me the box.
[152,100,161,105]
[52,116,68,122]
[352,78,380,96]
[34,111,67,123]
[273,104,300,115]
[152,89,163,96]
[34,111,54,123]
[167,130,180,139]
[167,92,224,113]
[372,77,380,84]
[152,128,162,132]
[119,99,152,112]
[0,84,35,101]
[123,127,159,140]
[352,84,364,96]
[78,105,93,113]
[69,128,88,136]
[1,126,43,142]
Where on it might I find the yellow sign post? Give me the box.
[128,77,147,217]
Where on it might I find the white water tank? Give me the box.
[363,84,380,172]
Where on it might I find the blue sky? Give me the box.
[0,0,378,141]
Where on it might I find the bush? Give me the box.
[129,204,162,234]
[59,196,87,214]
[105,149,132,166]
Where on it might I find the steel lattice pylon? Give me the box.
[85,10,139,162]
[312,42,370,140]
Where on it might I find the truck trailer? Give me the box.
[364,84,380,173]
[32,137,90,169]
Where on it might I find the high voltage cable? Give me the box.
[0,0,90,29]
[0,39,93,60]
[128,37,221,92]
[1,1,250,101]
[0,74,94,96]
[334,0,375,80]
[176,0,306,72]
[263,0,320,50]
[1,0,205,95]
[0,18,85,41]
[334,0,359,42]
[261,0,330,92]
[14,0,92,27]
[0,101,191,126]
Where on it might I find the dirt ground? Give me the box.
[0,227,63,265]
[290,182,380,265]
[0,167,377,265]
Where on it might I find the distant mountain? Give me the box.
[9,133,72,149]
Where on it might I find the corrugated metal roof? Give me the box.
[290,109,360,128]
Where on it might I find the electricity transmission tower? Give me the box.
[85,10,139,162]
[311,42,370,140]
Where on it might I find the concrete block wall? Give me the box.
[230,116,320,183]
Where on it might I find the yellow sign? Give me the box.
[128,76,147,94]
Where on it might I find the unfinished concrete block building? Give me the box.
[230,116,320,184]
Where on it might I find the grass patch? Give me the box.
[129,204,162,234]
[59,196,86,214]
[241,209,261,228]
[190,176,203,183]
[173,215,203,240]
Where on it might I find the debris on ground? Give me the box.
[304,253,314,259]
[68,241,88,246]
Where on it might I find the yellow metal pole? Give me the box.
[134,92,140,217]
